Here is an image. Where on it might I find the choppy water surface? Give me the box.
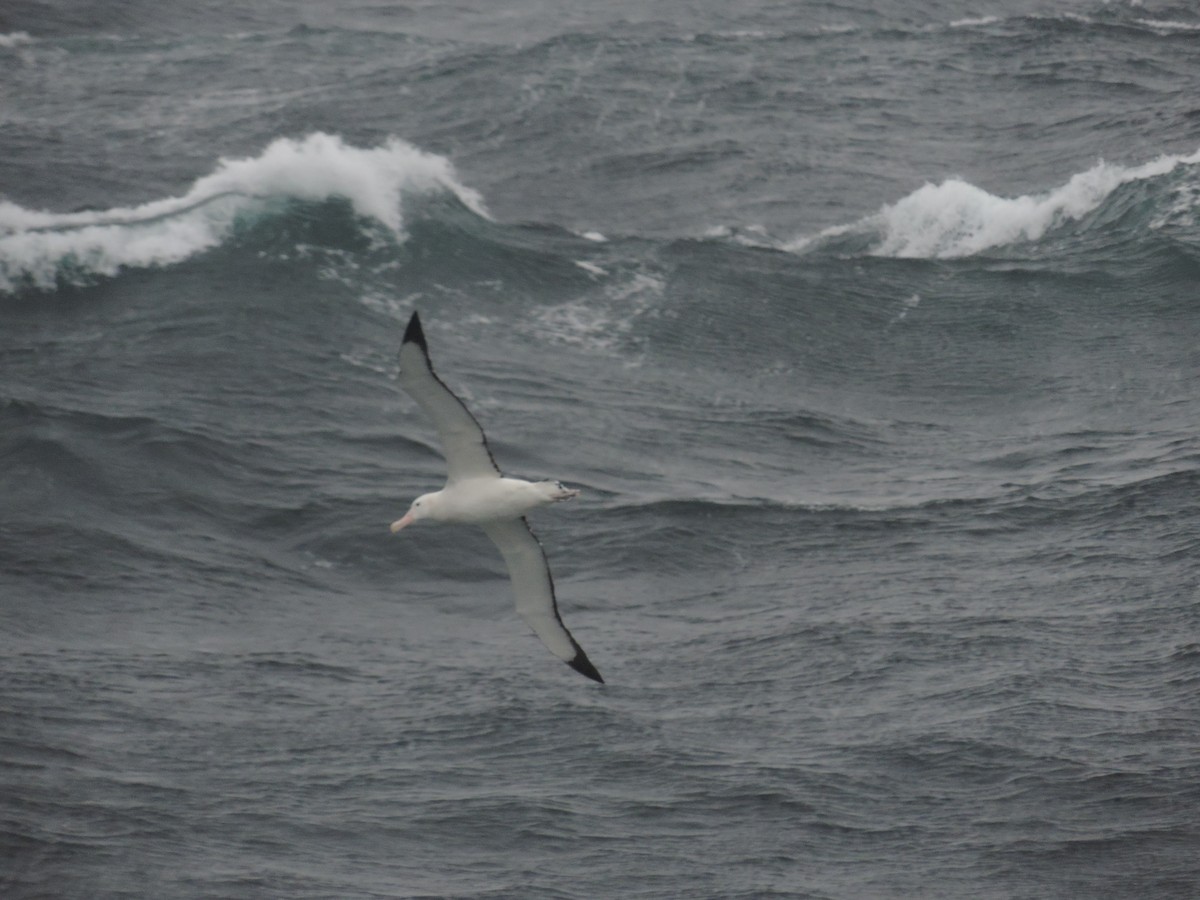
[3,1,1200,897]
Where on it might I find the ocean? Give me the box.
[3,1,1200,897]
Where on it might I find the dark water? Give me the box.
[4,2,1200,897]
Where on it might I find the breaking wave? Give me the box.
[788,148,1200,259]
[0,133,488,292]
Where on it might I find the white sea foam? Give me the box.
[574,260,607,277]
[1135,18,1200,34]
[533,270,664,354]
[787,148,1200,259]
[0,31,33,48]
[0,133,488,291]
[948,16,1001,29]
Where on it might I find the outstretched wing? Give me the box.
[398,312,501,483]
[481,517,604,684]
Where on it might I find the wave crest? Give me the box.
[788,148,1200,259]
[0,133,487,292]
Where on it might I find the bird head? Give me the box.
[390,492,438,533]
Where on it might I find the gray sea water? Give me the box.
[3,1,1200,897]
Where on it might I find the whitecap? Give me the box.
[1134,18,1200,34]
[787,148,1200,259]
[948,16,1001,29]
[0,133,488,291]
[574,260,607,277]
[0,31,33,48]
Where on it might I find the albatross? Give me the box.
[390,311,604,684]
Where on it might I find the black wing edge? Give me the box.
[568,649,605,684]
[521,518,605,685]
[400,311,503,477]
[403,311,429,353]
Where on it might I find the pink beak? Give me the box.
[390,511,415,534]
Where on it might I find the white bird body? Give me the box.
[392,477,578,529]
[390,312,603,683]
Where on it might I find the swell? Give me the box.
[585,456,1200,591]
[784,146,1200,262]
[0,133,486,293]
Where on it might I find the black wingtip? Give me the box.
[568,651,605,684]
[402,311,428,352]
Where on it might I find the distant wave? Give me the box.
[0,133,487,292]
[0,31,33,48]
[947,17,1001,29]
[957,11,1200,37]
[788,147,1200,259]
[1134,18,1200,34]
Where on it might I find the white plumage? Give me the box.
[390,311,604,684]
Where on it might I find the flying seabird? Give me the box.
[390,311,604,684]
